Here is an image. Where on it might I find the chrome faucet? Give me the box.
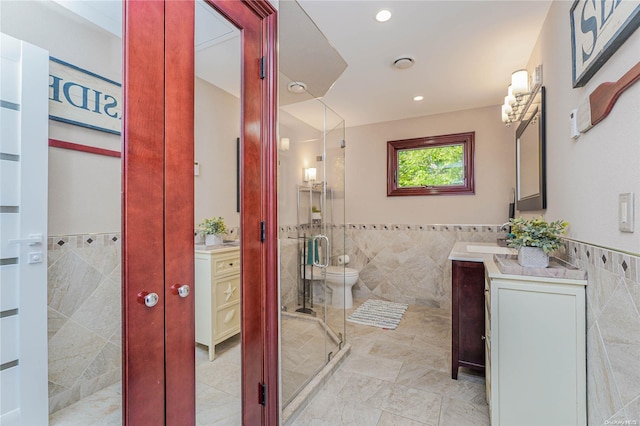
[499,222,511,232]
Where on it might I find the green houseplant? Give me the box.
[507,217,568,267]
[311,206,322,222]
[199,216,227,245]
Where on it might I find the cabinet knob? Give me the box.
[481,335,486,341]
[137,291,159,308]
[171,284,191,298]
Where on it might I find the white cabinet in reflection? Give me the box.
[195,246,241,361]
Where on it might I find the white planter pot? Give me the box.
[518,246,549,268]
[205,234,223,246]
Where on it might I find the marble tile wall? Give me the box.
[47,233,121,414]
[279,224,502,312]
[557,240,640,426]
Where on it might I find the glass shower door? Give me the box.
[278,89,346,409]
[317,102,346,363]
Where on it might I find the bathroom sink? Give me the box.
[466,245,516,255]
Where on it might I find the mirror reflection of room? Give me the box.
[193,1,242,423]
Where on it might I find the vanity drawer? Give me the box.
[215,302,240,340]
[214,276,240,307]
[212,253,240,277]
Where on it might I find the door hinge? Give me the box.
[260,221,266,242]
[260,56,266,79]
[259,382,267,406]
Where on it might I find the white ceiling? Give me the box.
[293,0,552,127]
[53,0,552,129]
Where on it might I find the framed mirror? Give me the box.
[516,85,546,211]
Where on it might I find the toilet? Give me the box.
[303,264,359,309]
[325,265,359,309]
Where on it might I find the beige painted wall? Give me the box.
[345,105,516,225]
[526,1,640,254]
[3,2,242,236]
[2,1,122,236]
[194,78,241,230]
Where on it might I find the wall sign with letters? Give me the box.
[49,57,122,135]
[570,0,640,88]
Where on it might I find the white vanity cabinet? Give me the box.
[195,246,241,361]
[484,260,587,426]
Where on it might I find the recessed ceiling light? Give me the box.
[287,81,307,94]
[393,56,415,69]
[376,9,392,22]
[413,95,424,101]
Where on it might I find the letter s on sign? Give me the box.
[580,0,598,62]
[103,95,119,119]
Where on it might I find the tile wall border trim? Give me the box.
[279,223,505,234]
[48,233,121,250]
[560,238,638,282]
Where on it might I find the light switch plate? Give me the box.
[619,193,634,232]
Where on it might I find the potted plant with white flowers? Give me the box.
[199,216,227,246]
[507,217,568,267]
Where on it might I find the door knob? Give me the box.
[137,291,159,307]
[171,284,191,298]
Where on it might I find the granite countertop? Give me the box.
[448,241,517,262]
[492,254,587,280]
[450,241,587,285]
[195,241,240,253]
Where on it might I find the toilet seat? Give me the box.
[325,266,358,277]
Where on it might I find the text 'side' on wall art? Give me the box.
[48,56,122,158]
[571,1,640,135]
[571,0,640,88]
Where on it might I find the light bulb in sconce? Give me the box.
[501,104,510,123]
[279,137,290,151]
[303,167,317,182]
[511,69,529,96]
[506,85,516,106]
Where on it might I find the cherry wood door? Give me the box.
[209,1,278,424]
[122,0,278,424]
[122,2,166,424]
[164,2,196,425]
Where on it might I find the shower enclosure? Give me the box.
[278,76,347,408]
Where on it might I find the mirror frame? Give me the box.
[515,85,546,211]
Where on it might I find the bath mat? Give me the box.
[347,299,408,330]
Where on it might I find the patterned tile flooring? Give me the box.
[49,301,489,425]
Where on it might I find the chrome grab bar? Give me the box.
[312,234,330,268]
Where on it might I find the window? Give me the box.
[387,131,475,196]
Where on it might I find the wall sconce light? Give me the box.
[501,65,542,126]
[279,137,290,151]
[303,167,317,182]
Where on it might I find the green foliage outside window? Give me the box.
[397,144,464,187]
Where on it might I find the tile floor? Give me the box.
[49,300,488,425]
[281,313,341,405]
[291,301,489,425]
[49,334,244,425]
